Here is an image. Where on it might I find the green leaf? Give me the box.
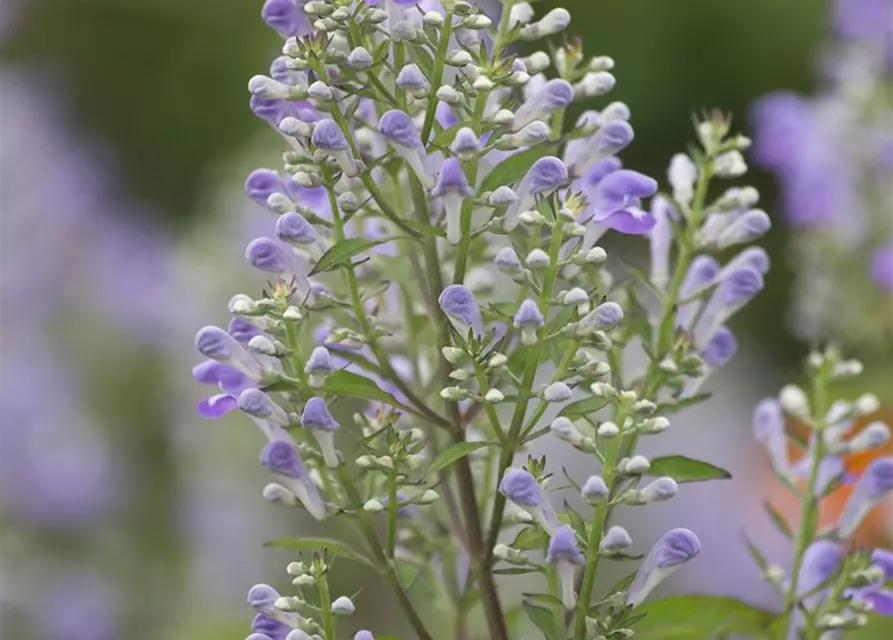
[324,370,404,408]
[762,501,793,539]
[522,592,565,608]
[645,455,732,483]
[309,238,388,276]
[564,500,588,545]
[493,567,543,575]
[425,441,497,475]
[406,44,434,75]
[477,144,557,196]
[557,395,610,419]
[742,532,769,572]
[601,571,637,601]
[655,392,713,415]
[264,537,372,566]
[522,602,564,640]
[432,123,463,148]
[512,526,548,550]
[633,595,779,639]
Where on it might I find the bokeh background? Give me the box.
[1,0,891,638]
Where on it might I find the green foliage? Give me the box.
[634,595,779,639]
[645,455,732,483]
[264,537,373,566]
[425,441,497,474]
[309,238,390,275]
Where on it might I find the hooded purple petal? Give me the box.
[524,156,569,194]
[513,298,545,328]
[276,212,322,245]
[197,394,238,419]
[246,169,287,206]
[431,158,473,197]
[438,285,484,335]
[546,525,585,565]
[246,237,296,274]
[600,207,656,234]
[700,326,737,368]
[301,397,340,431]
[540,79,574,111]
[498,468,542,507]
[260,441,309,479]
[261,0,309,39]
[592,170,658,220]
[311,119,349,151]
[378,110,422,148]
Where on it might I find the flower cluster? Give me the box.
[192,1,771,638]
[750,346,893,637]
[751,0,893,350]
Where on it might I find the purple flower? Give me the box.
[438,285,484,337]
[192,360,250,395]
[498,468,557,532]
[251,95,300,128]
[715,209,772,250]
[513,299,545,345]
[591,120,634,159]
[260,441,327,520]
[627,528,701,607]
[700,326,737,369]
[247,583,280,616]
[451,127,480,159]
[547,525,585,609]
[504,157,569,231]
[197,393,238,419]
[649,196,674,288]
[720,246,771,278]
[276,212,327,257]
[195,326,263,379]
[834,0,893,43]
[396,64,430,96]
[354,632,375,640]
[301,397,340,468]
[512,79,574,131]
[589,169,658,235]
[305,346,333,388]
[871,239,893,292]
[261,0,309,39]
[577,301,623,336]
[239,388,290,425]
[246,169,287,207]
[311,119,359,176]
[753,398,790,476]
[229,317,263,344]
[431,158,474,245]
[378,109,431,187]
[246,237,297,274]
[692,267,764,349]
[253,613,292,640]
[600,525,633,554]
[838,456,893,536]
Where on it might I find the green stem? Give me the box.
[452,96,488,285]
[485,217,565,555]
[573,414,625,636]
[408,174,509,640]
[386,467,398,559]
[420,10,454,144]
[784,365,831,612]
[337,466,434,640]
[316,569,337,640]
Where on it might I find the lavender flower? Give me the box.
[513,299,545,346]
[260,441,327,520]
[276,212,328,258]
[304,346,333,388]
[451,127,480,160]
[239,388,291,426]
[431,158,474,244]
[253,613,293,640]
[588,169,658,234]
[378,109,432,188]
[838,456,893,536]
[503,157,569,231]
[498,468,557,532]
[195,326,263,380]
[692,267,764,349]
[511,79,574,131]
[311,119,359,176]
[546,525,585,609]
[600,525,633,554]
[300,397,340,468]
[753,398,790,476]
[627,528,701,607]
[261,0,310,39]
[438,285,484,337]
[581,475,609,503]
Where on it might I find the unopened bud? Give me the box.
[485,388,505,403]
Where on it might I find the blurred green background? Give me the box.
[3,1,890,639]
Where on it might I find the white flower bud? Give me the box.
[488,353,508,368]
[472,76,495,92]
[522,51,551,74]
[832,359,863,378]
[621,455,650,475]
[493,544,513,561]
[585,247,607,263]
[440,386,471,401]
[854,393,880,416]
[658,358,678,374]
[668,153,698,205]
[526,248,550,269]
[294,574,316,587]
[551,417,583,446]
[449,368,471,381]
[633,399,657,415]
[520,8,571,40]
[642,416,670,434]
[304,1,334,16]
[355,455,374,468]
[589,55,615,71]
[581,475,609,503]
[282,37,301,57]
[509,3,534,26]
[436,85,462,105]
[248,334,278,356]
[485,388,505,403]
[331,596,355,615]
[287,561,305,576]
[249,75,293,99]
[848,422,891,453]
[463,14,492,29]
[363,498,385,513]
[418,490,439,504]
[779,384,809,417]
[346,47,373,70]
[574,72,615,99]
[275,596,302,611]
[263,483,298,506]
[308,80,334,102]
[544,381,572,403]
[442,346,467,363]
[365,8,388,24]
[423,11,444,27]
[510,509,534,524]
[228,294,256,314]
[597,421,620,438]
[713,150,747,177]
[447,50,474,66]
[491,108,515,126]
[405,454,427,470]
[374,456,394,469]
